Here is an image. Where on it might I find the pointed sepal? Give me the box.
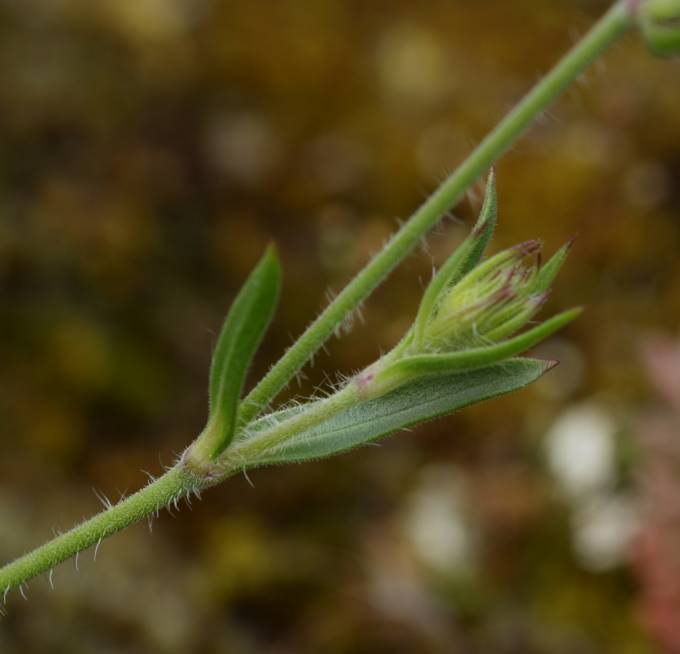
[532,237,575,294]
[373,307,580,396]
[413,171,497,347]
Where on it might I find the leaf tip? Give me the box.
[565,233,578,251]
[263,241,281,268]
[472,171,498,238]
[566,305,584,320]
[541,359,560,374]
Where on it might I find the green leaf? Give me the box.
[205,245,281,457]
[414,171,497,346]
[243,358,553,466]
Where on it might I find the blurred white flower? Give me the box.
[375,25,451,109]
[545,403,616,498]
[204,113,281,186]
[402,465,475,575]
[572,494,639,571]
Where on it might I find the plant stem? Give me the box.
[231,383,360,464]
[0,466,199,594]
[238,1,633,426]
[0,1,635,599]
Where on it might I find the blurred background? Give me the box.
[1,0,679,652]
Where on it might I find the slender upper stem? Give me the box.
[237,1,633,426]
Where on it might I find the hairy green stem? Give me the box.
[0,1,634,598]
[231,383,360,464]
[238,1,633,426]
[0,466,199,594]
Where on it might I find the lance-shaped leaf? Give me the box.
[197,245,281,459]
[413,171,497,347]
[243,358,554,467]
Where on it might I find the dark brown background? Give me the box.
[1,1,680,652]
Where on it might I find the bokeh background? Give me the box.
[1,0,680,652]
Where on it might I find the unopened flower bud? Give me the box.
[422,240,544,352]
[354,177,579,403]
[638,0,680,57]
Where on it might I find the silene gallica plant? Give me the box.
[1,0,679,603]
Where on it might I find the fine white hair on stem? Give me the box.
[419,233,432,256]
[242,467,255,488]
[93,488,112,510]
[94,537,103,561]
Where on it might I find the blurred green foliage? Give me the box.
[1,0,680,652]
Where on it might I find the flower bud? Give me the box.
[638,0,680,57]
[355,182,579,404]
[422,240,544,352]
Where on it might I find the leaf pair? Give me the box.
[196,246,281,460]
[195,172,577,468]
